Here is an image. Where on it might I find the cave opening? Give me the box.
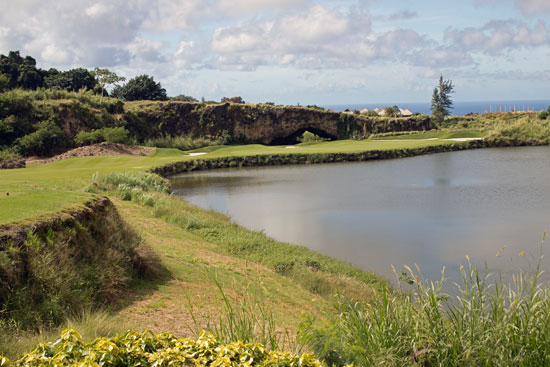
[269,128,337,145]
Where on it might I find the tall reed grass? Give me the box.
[185,269,298,352]
[300,239,550,366]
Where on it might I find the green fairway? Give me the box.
[1,139,458,225]
[371,129,486,140]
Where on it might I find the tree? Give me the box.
[431,74,454,122]
[111,74,167,101]
[170,94,198,102]
[383,105,401,117]
[44,68,97,92]
[0,51,45,90]
[93,68,126,103]
[0,73,8,92]
[221,96,245,104]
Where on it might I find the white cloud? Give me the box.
[412,47,474,67]
[0,0,549,102]
[209,5,429,69]
[515,0,550,16]
[174,40,207,69]
[127,37,165,63]
[85,3,111,18]
[217,0,310,16]
[475,0,550,16]
[143,0,204,32]
[444,20,550,55]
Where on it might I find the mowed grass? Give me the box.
[0,139,458,225]
[371,129,486,140]
[186,138,454,157]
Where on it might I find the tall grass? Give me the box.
[300,240,550,366]
[95,171,171,194]
[144,134,222,151]
[186,269,297,352]
[487,116,550,144]
[5,87,123,111]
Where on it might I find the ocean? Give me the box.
[323,100,550,116]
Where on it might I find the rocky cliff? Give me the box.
[124,102,433,144]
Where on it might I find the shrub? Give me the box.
[144,134,220,151]
[538,111,549,120]
[1,329,325,367]
[487,116,550,143]
[14,119,65,156]
[0,147,20,160]
[170,94,198,102]
[298,131,329,143]
[74,127,130,145]
[96,171,171,194]
[0,74,8,92]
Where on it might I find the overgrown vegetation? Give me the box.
[0,309,127,359]
[0,201,159,331]
[1,329,325,367]
[186,270,294,352]
[298,131,329,143]
[74,127,131,145]
[300,247,550,366]
[144,134,222,151]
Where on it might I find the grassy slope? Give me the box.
[1,139,456,225]
[112,197,335,337]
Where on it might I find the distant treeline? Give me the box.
[0,50,180,102]
[0,50,242,104]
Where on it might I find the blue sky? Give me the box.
[1,0,549,104]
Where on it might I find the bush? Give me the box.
[144,134,221,151]
[487,116,550,144]
[0,74,8,92]
[0,147,20,160]
[538,111,549,120]
[170,94,198,102]
[96,171,171,194]
[74,127,130,145]
[14,119,65,156]
[297,131,328,143]
[1,329,325,367]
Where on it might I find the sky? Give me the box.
[1,0,550,105]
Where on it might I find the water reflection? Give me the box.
[171,147,550,284]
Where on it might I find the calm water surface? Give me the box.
[171,147,550,283]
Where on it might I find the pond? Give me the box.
[171,147,550,284]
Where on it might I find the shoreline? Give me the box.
[151,138,542,178]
